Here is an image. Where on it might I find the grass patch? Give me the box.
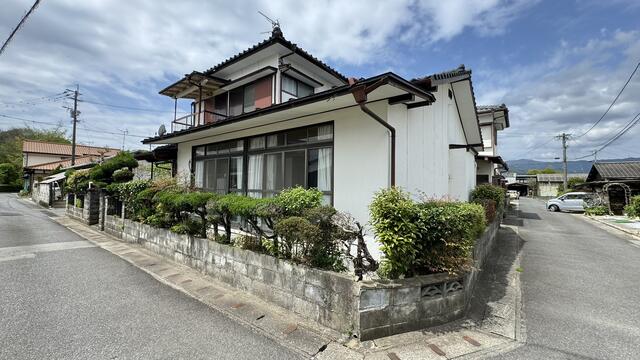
[515,267,524,273]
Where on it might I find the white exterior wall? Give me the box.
[24,153,67,167]
[479,124,494,156]
[176,102,389,228]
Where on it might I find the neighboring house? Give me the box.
[475,104,509,185]
[142,27,484,238]
[536,173,587,197]
[22,140,119,191]
[581,161,640,214]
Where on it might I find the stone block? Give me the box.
[260,253,278,271]
[292,296,319,319]
[246,264,263,280]
[418,296,445,318]
[359,288,391,310]
[261,269,276,285]
[305,268,331,288]
[359,325,391,341]
[359,308,391,329]
[304,283,327,305]
[389,303,418,324]
[392,286,420,305]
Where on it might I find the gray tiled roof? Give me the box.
[477,104,508,113]
[593,162,640,179]
[536,173,588,182]
[411,65,471,84]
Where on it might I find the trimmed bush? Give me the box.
[471,184,505,210]
[274,186,322,217]
[370,188,421,279]
[370,187,486,279]
[625,196,640,218]
[585,205,610,216]
[474,198,497,223]
[112,168,134,182]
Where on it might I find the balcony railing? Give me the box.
[171,110,227,133]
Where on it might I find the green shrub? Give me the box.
[625,196,640,218]
[274,187,323,217]
[274,216,322,263]
[155,189,215,237]
[470,184,505,210]
[370,187,486,279]
[369,187,421,279]
[415,201,485,274]
[233,234,265,252]
[112,168,134,182]
[472,198,497,223]
[169,219,204,236]
[585,205,610,216]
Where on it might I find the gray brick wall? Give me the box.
[77,205,504,339]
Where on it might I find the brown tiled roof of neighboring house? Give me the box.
[25,155,101,171]
[22,139,119,157]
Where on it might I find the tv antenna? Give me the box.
[258,11,280,34]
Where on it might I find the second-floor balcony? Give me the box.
[171,110,227,132]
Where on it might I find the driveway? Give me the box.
[492,197,640,359]
[0,193,301,360]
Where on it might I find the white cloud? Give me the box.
[477,30,640,161]
[0,0,535,149]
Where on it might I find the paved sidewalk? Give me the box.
[54,210,525,359]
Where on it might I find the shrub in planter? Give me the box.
[624,196,640,218]
[415,201,485,275]
[370,188,486,278]
[471,184,505,211]
[473,198,497,223]
[106,180,150,220]
[154,189,215,237]
[274,186,323,217]
[369,187,420,279]
[169,218,204,236]
[585,205,610,216]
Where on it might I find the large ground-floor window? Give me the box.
[192,122,333,203]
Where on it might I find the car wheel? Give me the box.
[549,204,559,212]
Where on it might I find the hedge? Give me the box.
[625,196,640,218]
[370,187,486,279]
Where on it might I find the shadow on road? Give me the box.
[466,207,525,336]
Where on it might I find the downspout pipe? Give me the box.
[350,78,396,187]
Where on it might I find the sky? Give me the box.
[1,0,639,161]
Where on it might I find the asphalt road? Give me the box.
[0,193,301,360]
[493,197,640,360]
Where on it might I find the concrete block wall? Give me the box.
[65,191,100,225]
[102,214,359,333]
[92,204,503,339]
[356,210,503,340]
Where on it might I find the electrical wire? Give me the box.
[79,99,189,114]
[0,0,41,56]
[574,61,640,138]
[0,114,150,138]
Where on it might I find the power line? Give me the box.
[574,61,640,138]
[0,0,41,56]
[0,113,150,138]
[79,99,189,114]
[508,136,556,159]
[595,111,640,152]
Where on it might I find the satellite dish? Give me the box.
[158,124,166,136]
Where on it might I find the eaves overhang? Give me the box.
[143,72,434,144]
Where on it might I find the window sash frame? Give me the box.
[192,122,334,204]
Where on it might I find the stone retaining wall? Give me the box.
[357,209,502,339]
[65,191,100,225]
[103,214,358,333]
[72,195,503,339]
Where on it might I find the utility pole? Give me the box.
[121,129,128,150]
[555,133,571,191]
[71,85,79,165]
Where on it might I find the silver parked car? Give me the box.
[546,192,591,212]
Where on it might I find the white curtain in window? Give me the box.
[194,160,204,188]
[248,154,263,191]
[317,148,332,192]
[317,125,332,141]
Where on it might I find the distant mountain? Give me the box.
[506,157,640,174]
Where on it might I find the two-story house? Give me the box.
[143,27,484,247]
[475,104,510,185]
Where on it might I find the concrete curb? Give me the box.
[52,215,356,359]
[52,213,527,360]
[581,215,640,241]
